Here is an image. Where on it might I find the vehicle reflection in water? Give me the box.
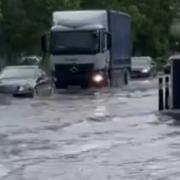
[1,79,180,179]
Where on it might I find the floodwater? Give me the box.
[0,78,180,180]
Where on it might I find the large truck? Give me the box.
[42,10,132,88]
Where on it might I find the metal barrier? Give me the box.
[158,75,171,111]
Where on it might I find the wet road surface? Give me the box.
[0,78,180,180]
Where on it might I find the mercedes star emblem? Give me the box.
[70,66,79,73]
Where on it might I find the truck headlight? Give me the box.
[142,69,149,73]
[92,74,104,83]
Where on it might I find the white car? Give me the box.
[131,56,156,78]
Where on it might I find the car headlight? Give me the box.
[142,69,149,73]
[18,86,25,92]
[92,74,104,83]
[18,84,31,92]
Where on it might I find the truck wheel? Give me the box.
[104,72,110,87]
[124,70,129,85]
[111,76,119,88]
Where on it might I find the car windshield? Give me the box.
[0,67,37,79]
[132,58,151,68]
[50,30,100,55]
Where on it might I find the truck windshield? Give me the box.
[50,31,100,55]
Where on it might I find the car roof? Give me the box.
[131,56,152,61]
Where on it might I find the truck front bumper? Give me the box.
[54,64,107,88]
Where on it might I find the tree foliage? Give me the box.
[0,0,177,63]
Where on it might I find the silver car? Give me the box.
[131,56,157,78]
[0,65,54,97]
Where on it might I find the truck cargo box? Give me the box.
[108,10,131,69]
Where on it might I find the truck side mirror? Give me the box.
[107,32,112,49]
[41,34,47,53]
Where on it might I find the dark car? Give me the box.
[131,56,156,78]
[163,63,171,74]
[0,65,54,97]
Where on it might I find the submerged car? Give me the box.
[131,56,156,78]
[0,65,54,97]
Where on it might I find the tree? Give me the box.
[0,0,81,63]
[0,0,177,64]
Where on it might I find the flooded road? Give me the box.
[0,78,180,180]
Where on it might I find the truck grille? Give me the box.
[55,64,94,74]
[54,64,94,85]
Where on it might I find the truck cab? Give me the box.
[50,24,110,88]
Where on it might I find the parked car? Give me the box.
[19,56,42,65]
[131,56,156,78]
[0,65,54,97]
